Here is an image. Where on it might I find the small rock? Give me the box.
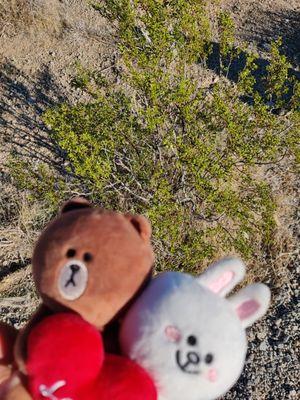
[257,330,266,340]
[259,341,268,351]
[261,42,272,52]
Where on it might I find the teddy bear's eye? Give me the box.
[205,353,214,364]
[83,252,93,262]
[187,335,197,346]
[66,249,76,258]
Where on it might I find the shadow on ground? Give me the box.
[238,8,300,66]
[205,40,300,113]
[0,61,68,172]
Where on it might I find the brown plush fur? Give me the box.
[0,198,155,399]
[0,322,17,365]
[33,206,154,330]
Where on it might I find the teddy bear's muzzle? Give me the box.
[58,260,89,301]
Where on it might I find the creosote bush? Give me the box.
[9,1,299,278]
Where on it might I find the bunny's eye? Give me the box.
[187,335,197,346]
[205,353,214,364]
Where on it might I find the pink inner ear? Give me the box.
[207,270,235,294]
[237,299,260,320]
[165,325,181,343]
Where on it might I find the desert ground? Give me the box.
[0,1,299,399]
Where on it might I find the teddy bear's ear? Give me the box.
[125,214,152,242]
[61,197,92,214]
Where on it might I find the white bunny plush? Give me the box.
[120,257,271,400]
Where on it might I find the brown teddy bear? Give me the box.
[0,198,156,399]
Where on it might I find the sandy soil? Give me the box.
[222,0,300,65]
[0,0,118,167]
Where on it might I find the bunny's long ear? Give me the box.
[228,283,271,328]
[197,257,246,297]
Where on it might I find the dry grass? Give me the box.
[0,184,41,321]
[239,170,298,288]
[0,0,63,37]
[0,265,34,295]
[0,0,112,40]
[0,0,34,28]
[0,182,47,267]
[0,265,39,328]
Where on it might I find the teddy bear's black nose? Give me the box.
[70,264,80,273]
[64,264,81,288]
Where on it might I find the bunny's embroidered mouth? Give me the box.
[175,350,201,375]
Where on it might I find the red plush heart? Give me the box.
[26,313,157,400]
[97,354,157,400]
[26,313,104,399]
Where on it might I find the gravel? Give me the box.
[223,257,299,400]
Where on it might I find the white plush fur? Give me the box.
[120,258,271,400]
[197,257,246,296]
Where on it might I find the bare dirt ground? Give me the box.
[0,0,117,164]
[223,0,300,65]
[0,1,299,399]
